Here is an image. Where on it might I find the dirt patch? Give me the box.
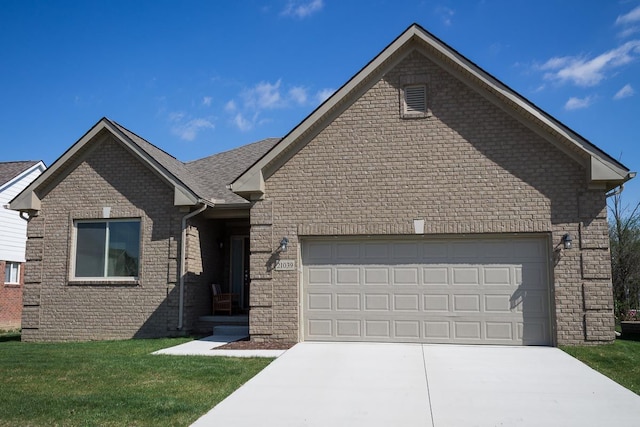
[214,338,296,350]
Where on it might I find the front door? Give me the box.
[230,236,250,311]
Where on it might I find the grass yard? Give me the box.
[0,334,272,427]
[562,337,640,395]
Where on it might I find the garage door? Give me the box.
[302,237,552,345]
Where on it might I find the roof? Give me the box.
[0,161,41,187]
[231,23,634,198]
[9,118,278,213]
[186,138,280,204]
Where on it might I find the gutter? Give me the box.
[178,202,208,331]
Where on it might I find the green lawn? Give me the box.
[562,337,640,395]
[0,334,272,427]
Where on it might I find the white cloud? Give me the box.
[564,96,594,110]
[435,6,455,26]
[233,113,254,132]
[281,0,323,18]
[243,80,283,109]
[170,116,215,141]
[616,5,640,26]
[316,88,334,103]
[614,83,635,100]
[540,40,640,87]
[227,80,330,131]
[289,86,308,104]
[616,5,640,38]
[202,96,212,107]
[225,100,237,112]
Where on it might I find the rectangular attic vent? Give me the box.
[404,85,427,113]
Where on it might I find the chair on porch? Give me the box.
[211,284,238,315]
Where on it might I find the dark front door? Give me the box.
[230,236,250,311]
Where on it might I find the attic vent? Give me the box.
[404,85,427,114]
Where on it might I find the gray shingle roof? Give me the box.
[186,138,280,204]
[0,161,39,187]
[110,120,278,205]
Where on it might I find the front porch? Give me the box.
[195,314,249,336]
[182,208,252,335]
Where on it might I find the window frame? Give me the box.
[70,218,141,282]
[4,262,20,285]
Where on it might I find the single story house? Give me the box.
[0,160,46,330]
[10,24,633,345]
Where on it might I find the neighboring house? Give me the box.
[0,161,46,329]
[10,24,634,345]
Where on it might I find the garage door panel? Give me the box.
[485,322,514,340]
[336,294,361,311]
[364,268,389,285]
[337,243,360,259]
[364,243,389,259]
[303,237,551,345]
[394,267,419,285]
[365,320,391,338]
[308,293,332,310]
[307,319,332,337]
[483,267,512,286]
[307,242,333,261]
[424,294,450,311]
[394,294,420,311]
[454,322,482,339]
[395,321,421,338]
[364,294,390,310]
[424,321,450,339]
[392,242,419,259]
[423,267,448,285]
[336,267,359,285]
[485,294,512,312]
[336,320,361,337]
[452,267,480,285]
[453,295,481,312]
[308,267,332,285]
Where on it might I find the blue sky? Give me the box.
[2,1,640,205]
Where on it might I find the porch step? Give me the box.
[195,315,249,336]
[214,325,249,336]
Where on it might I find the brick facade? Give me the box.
[249,51,614,345]
[0,260,24,330]
[21,135,186,342]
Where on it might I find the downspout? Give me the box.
[178,202,208,331]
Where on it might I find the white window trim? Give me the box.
[69,218,141,282]
[4,262,20,284]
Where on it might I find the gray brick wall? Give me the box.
[22,136,184,342]
[250,50,613,345]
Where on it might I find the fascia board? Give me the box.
[8,187,41,211]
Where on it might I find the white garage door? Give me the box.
[302,237,552,345]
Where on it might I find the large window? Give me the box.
[4,262,20,284]
[74,220,140,279]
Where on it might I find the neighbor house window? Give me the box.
[4,262,20,284]
[73,220,140,278]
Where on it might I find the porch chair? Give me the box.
[211,284,238,315]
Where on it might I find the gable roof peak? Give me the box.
[231,22,633,198]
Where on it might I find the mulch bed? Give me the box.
[214,338,296,350]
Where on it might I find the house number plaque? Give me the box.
[275,259,296,271]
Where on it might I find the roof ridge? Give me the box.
[111,120,182,163]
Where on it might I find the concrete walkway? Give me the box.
[152,335,287,358]
[191,342,640,427]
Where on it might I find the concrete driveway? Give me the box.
[191,342,640,427]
